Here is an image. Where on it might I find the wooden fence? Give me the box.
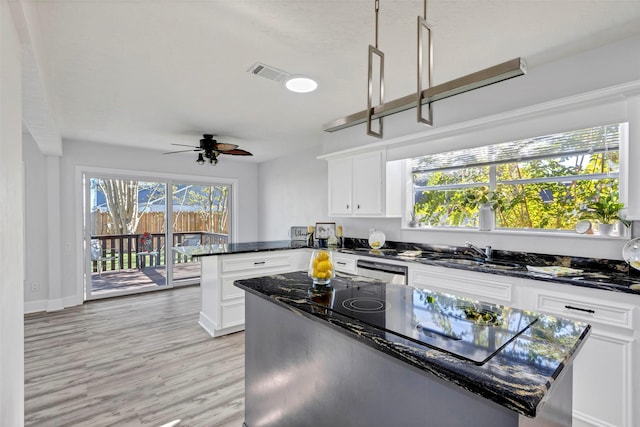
[92,211,227,235]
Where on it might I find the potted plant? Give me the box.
[582,194,630,236]
[461,187,506,231]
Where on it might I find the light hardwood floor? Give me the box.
[24,286,245,427]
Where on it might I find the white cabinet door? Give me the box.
[328,157,353,215]
[520,279,638,427]
[572,331,633,427]
[327,150,386,217]
[352,151,384,215]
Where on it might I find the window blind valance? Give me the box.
[412,123,624,173]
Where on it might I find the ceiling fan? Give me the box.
[163,134,253,165]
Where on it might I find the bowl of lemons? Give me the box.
[309,249,335,286]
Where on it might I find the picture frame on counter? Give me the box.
[315,222,336,240]
[289,226,308,241]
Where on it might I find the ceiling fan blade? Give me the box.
[214,143,239,151]
[162,148,200,154]
[171,143,200,148]
[221,149,253,156]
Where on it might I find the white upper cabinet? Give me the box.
[327,150,402,217]
[328,157,353,215]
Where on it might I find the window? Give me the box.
[411,123,626,231]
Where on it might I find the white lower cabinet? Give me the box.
[409,264,639,426]
[199,249,310,337]
[410,264,514,305]
[518,278,638,427]
[333,252,358,274]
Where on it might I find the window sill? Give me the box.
[401,225,630,240]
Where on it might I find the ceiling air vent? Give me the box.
[247,62,290,83]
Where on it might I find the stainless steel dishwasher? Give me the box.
[356,259,408,285]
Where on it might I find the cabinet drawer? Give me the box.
[535,291,634,330]
[411,266,512,303]
[222,254,291,273]
[333,255,357,274]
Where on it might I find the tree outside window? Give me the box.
[412,123,626,232]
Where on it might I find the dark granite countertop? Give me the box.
[190,240,305,257]
[190,238,640,296]
[337,239,640,296]
[234,271,591,418]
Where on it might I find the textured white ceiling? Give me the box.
[21,0,640,162]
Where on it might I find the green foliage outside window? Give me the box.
[412,124,624,231]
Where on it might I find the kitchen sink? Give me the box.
[433,257,523,271]
[435,258,484,266]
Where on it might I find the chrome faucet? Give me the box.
[465,241,492,260]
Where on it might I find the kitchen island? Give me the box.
[235,271,590,427]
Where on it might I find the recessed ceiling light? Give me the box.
[285,76,318,93]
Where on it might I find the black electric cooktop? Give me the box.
[308,282,538,365]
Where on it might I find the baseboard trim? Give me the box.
[198,311,217,337]
[24,300,48,314]
[47,299,64,312]
[25,295,83,314]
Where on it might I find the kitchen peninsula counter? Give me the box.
[235,271,590,426]
[190,240,304,257]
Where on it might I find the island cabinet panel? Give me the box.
[410,264,514,304]
[517,278,639,427]
[199,249,310,337]
[244,292,552,427]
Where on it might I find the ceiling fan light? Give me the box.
[285,76,318,93]
[196,153,205,164]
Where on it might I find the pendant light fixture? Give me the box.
[323,1,527,134]
[417,0,433,126]
[367,0,384,138]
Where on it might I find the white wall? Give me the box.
[257,145,328,241]
[259,34,640,260]
[22,133,48,310]
[23,139,259,310]
[0,0,24,424]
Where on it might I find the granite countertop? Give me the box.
[190,240,304,257]
[337,241,640,296]
[190,238,640,295]
[234,271,591,418]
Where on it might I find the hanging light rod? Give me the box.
[323,57,526,133]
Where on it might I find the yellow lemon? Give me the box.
[316,251,329,261]
[317,260,331,272]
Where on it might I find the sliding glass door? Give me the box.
[85,176,168,299]
[83,172,232,300]
[170,183,231,286]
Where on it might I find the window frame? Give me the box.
[409,123,628,234]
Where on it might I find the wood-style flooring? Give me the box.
[24,286,245,427]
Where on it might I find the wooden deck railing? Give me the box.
[90,232,228,273]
